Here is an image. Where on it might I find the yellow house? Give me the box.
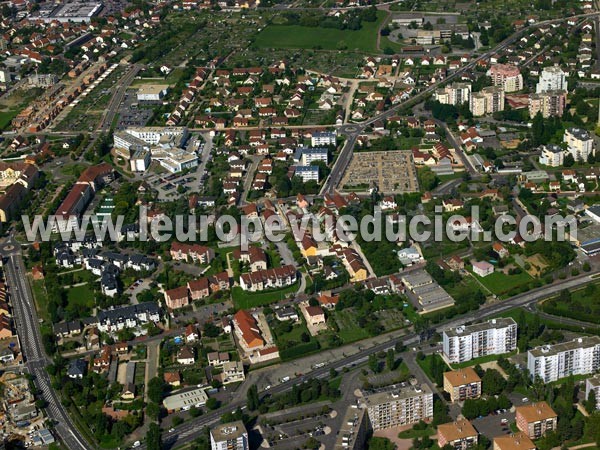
[300,236,317,259]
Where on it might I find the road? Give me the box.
[98,63,141,132]
[157,269,600,449]
[0,236,90,450]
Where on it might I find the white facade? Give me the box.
[435,82,471,105]
[564,128,595,162]
[585,375,600,410]
[536,66,568,93]
[538,144,565,167]
[442,318,518,364]
[210,422,249,450]
[311,131,337,147]
[295,165,319,182]
[527,336,600,383]
[364,385,433,430]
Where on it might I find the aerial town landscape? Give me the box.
[3,0,600,449]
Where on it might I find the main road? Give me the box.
[158,269,600,449]
[0,235,90,450]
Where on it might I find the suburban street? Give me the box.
[0,235,90,450]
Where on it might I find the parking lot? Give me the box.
[115,90,153,130]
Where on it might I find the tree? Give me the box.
[563,153,575,167]
[206,397,220,410]
[368,354,381,373]
[247,384,259,411]
[368,437,395,450]
[147,377,166,404]
[146,423,162,450]
[586,389,597,414]
[462,399,480,420]
[482,369,506,396]
[386,349,395,371]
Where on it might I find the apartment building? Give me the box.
[443,368,482,402]
[334,406,369,450]
[564,128,595,162]
[295,147,329,165]
[515,402,557,439]
[470,86,505,116]
[536,65,568,93]
[434,82,472,105]
[493,432,536,450]
[363,384,433,430]
[210,421,248,450]
[488,64,523,92]
[442,318,518,364]
[437,419,478,450]
[311,131,337,147]
[585,374,600,410]
[527,336,600,382]
[529,90,566,118]
[538,144,565,167]
[294,165,320,182]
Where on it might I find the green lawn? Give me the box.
[231,282,298,309]
[253,11,385,52]
[416,354,447,385]
[66,283,96,309]
[0,110,19,131]
[333,309,370,343]
[30,278,50,323]
[540,282,600,323]
[469,268,533,296]
[450,350,518,369]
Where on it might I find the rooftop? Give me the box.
[211,420,247,442]
[515,402,557,422]
[443,318,516,338]
[528,336,600,358]
[443,368,481,387]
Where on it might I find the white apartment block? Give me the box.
[470,86,505,116]
[538,144,565,167]
[210,421,248,450]
[527,336,600,383]
[311,131,337,147]
[536,65,568,93]
[363,384,433,430]
[564,128,595,162]
[435,82,472,106]
[442,318,518,364]
[585,374,600,410]
[295,165,319,182]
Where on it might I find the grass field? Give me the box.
[231,282,298,309]
[66,283,95,309]
[469,269,533,296]
[540,282,600,323]
[253,11,385,52]
[450,350,518,369]
[0,110,19,131]
[416,353,447,385]
[333,308,370,343]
